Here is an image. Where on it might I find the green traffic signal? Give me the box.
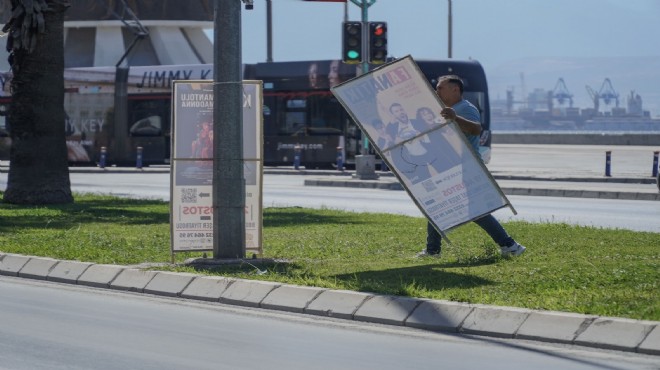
[342,21,362,64]
[347,50,360,60]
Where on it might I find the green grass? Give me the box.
[1,193,658,321]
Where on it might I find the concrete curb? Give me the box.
[353,295,422,326]
[47,260,94,284]
[261,285,326,314]
[110,269,159,292]
[0,253,31,276]
[304,290,373,320]
[17,257,59,280]
[1,252,658,356]
[77,264,126,288]
[143,271,197,297]
[180,276,234,302]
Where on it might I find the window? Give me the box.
[128,97,170,136]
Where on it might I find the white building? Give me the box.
[0,1,213,71]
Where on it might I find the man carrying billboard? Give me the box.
[420,74,526,258]
[330,56,526,259]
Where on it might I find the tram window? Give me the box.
[287,99,306,109]
[285,111,306,135]
[128,98,169,137]
[0,103,8,135]
[130,115,162,136]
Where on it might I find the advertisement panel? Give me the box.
[331,56,513,234]
[170,81,263,255]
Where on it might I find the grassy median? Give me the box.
[1,193,658,321]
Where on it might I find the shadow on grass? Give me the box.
[332,263,496,296]
[184,259,303,276]
[0,196,169,232]
[264,207,372,228]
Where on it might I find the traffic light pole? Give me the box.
[350,0,379,179]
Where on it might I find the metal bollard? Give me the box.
[336,146,344,171]
[652,151,659,177]
[293,144,301,170]
[136,146,143,169]
[99,146,107,169]
[605,150,611,177]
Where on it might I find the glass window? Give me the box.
[128,98,170,136]
[0,103,8,132]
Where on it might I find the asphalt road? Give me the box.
[2,277,657,370]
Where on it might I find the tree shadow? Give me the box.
[0,196,169,233]
[264,207,371,228]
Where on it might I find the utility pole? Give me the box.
[266,0,273,62]
[213,0,245,259]
[447,0,452,58]
[350,0,379,179]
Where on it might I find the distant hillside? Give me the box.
[485,56,660,117]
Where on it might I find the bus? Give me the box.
[0,58,491,167]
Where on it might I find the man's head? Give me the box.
[389,103,409,124]
[435,75,464,106]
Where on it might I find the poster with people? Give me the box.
[171,80,263,255]
[331,56,513,232]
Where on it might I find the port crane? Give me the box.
[585,78,620,112]
[551,78,573,107]
[598,78,620,107]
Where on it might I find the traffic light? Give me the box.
[368,22,388,64]
[342,21,363,64]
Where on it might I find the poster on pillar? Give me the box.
[330,56,513,234]
[170,80,263,255]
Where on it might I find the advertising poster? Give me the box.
[171,81,263,255]
[331,56,513,233]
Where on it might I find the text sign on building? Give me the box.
[331,56,513,234]
[170,80,263,255]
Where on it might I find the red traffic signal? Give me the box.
[368,22,387,64]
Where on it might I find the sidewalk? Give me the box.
[1,163,657,200]
[262,167,660,201]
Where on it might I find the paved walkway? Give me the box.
[265,167,660,201]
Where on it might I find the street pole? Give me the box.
[447,0,452,58]
[266,0,273,62]
[350,0,379,179]
[213,0,245,259]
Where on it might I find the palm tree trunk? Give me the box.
[3,1,73,204]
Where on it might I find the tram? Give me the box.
[0,58,491,167]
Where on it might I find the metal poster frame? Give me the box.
[331,56,515,240]
[170,80,263,256]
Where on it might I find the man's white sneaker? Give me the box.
[415,249,441,258]
[500,242,526,256]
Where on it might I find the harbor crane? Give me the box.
[585,85,600,112]
[598,78,620,107]
[551,78,573,107]
[585,78,620,112]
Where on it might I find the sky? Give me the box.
[234,0,660,68]
[218,0,660,115]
